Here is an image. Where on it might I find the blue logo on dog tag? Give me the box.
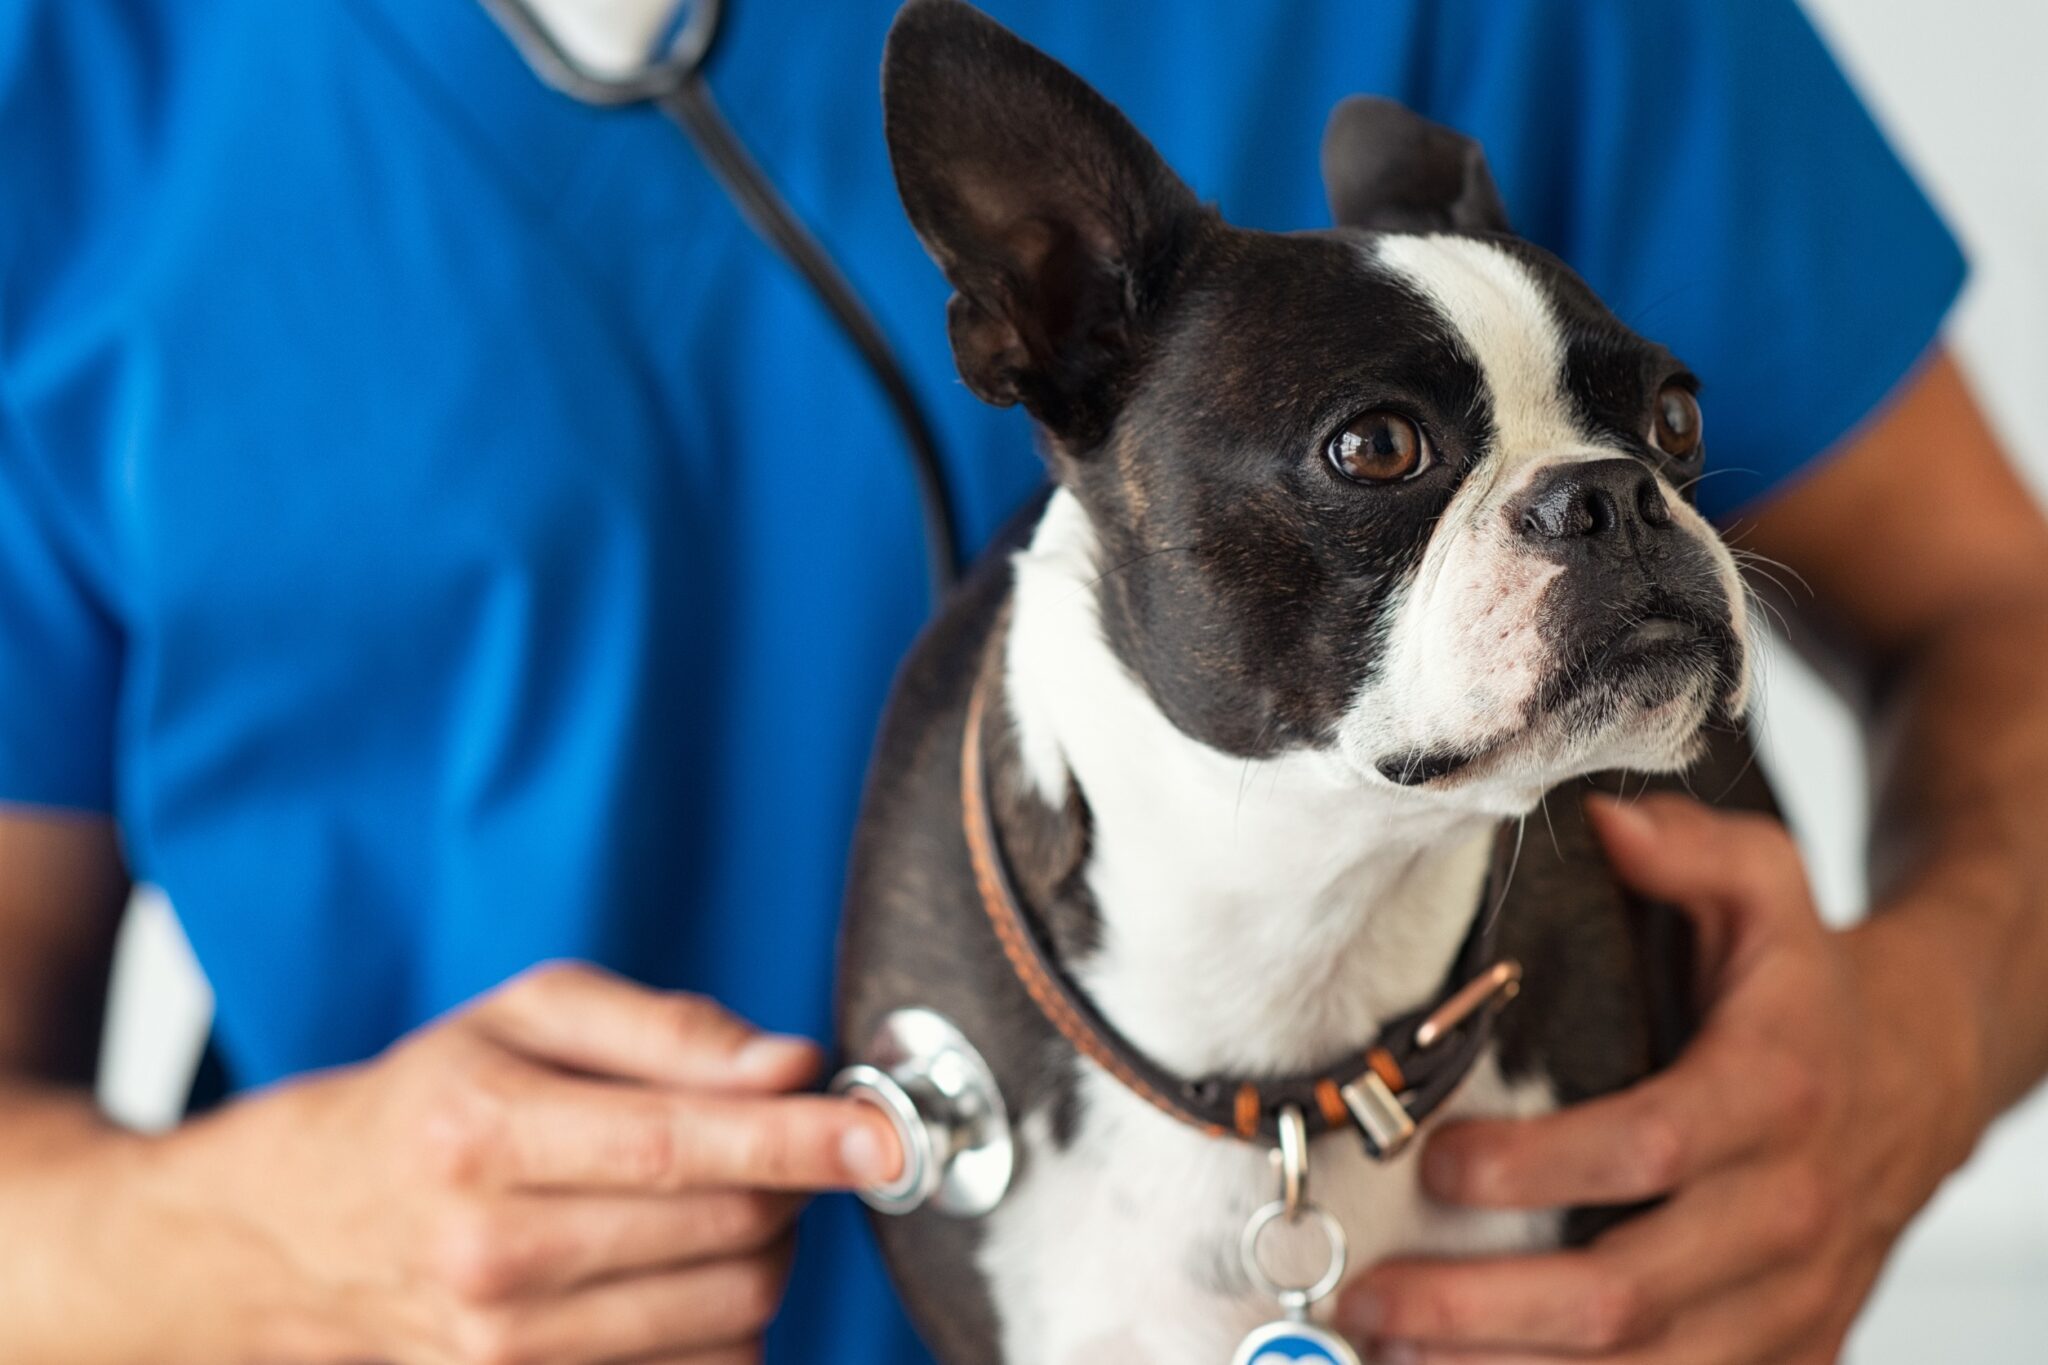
[1230,1319,1363,1365]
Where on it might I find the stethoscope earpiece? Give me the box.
[831,1008,1013,1217]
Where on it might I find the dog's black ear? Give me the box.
[1321,96,1510,235]
[883,0,1202,441]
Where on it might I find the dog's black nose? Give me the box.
[1514,458,1672,549]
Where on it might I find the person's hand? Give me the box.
[133,961,901,1365]
[1335,794,1985,1364]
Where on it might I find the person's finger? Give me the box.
[1341,1159,1824,1352]
[1584,795,1811,942]
[442,1072,903,1193]
[473,1237,796,1364]
[430,1190,805,1300]
[1638,1252,1843,1365]
[1419,1024,1816,1209]
[1359,1250,1839,1365]
[473,962,821,1092]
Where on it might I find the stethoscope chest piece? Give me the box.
[831,1008,1012,1217]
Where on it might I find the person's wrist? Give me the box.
[0,1115,222,1365]
[1838,905,1989,1193]
[126,1084,361,1363]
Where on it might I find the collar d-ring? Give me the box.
[1276,1103,1310,1219]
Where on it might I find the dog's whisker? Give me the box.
[1672,465,1758,498]
[1536,788,1564,859]
[1068,542,1199,602]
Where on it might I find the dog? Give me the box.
[839,3,1771,1360]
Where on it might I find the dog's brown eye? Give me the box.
[1329,410,1430,483]
[1650,383,1702,459]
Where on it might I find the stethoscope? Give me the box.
[481,0,963,607]
[483,0,1011,1218]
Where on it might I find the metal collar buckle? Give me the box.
[1338,1070,1418,1161]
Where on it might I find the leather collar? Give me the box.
[961,670,1523,1157]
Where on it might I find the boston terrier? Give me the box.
[839,3,1773,1360]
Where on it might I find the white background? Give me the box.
[97,0,2047,1357]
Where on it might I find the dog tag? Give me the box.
[1230,1315,1364,1365]
[1233,1199,1361,1365]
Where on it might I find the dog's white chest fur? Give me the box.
[981,491,1562,1364]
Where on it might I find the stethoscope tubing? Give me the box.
[480,0,963,604]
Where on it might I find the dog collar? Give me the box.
[961,672,1523,1157]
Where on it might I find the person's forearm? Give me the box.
[0,1079,165,1360]
[1864,599,2048,1135]
[0,1076,119,1164]
[0,1079,299,1364]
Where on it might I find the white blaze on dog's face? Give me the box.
[884,4,1750,818]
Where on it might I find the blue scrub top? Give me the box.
[0,1,1962,1359]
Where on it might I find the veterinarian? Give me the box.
[1,2,2043,1363]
